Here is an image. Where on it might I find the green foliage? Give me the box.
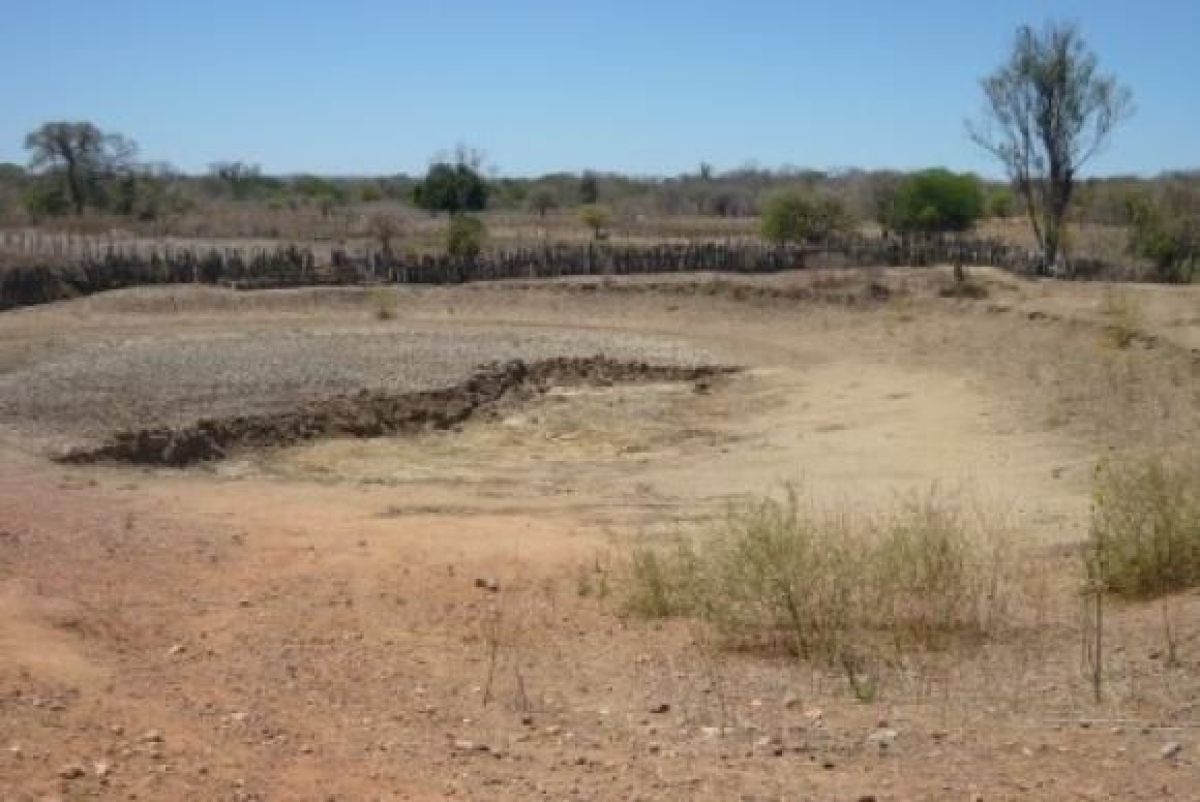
[1126,190,1198,283]
[578,204,611,240]
[358,182,385,203]
[413,162,489,215]
[1089,458,1200,598]
[760,190,851,245]
[22,178,71,218]
[578,172,600,205]
[986,187,1016,218]
[292,174,347,203]
[529,187,558,217]
[208,161,281,201]
[24,121,139,215]
[888,169,985,234]
[447,214,487,259]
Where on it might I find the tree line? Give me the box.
[0,20,1194,281]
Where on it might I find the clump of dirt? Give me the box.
[60,357,735,467]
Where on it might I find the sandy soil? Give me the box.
[2,269,1199,800]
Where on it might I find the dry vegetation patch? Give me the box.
[623,488,1041,687]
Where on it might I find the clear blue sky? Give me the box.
[1,0,1195,177]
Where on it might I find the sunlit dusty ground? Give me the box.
[2,268,1198,800]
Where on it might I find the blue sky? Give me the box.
[1,0,1195,177]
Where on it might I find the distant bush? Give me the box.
[1126,190,1198,283]
[579,204,611,240]
[987,186,1016,218]
[760,190,852,245]
[1088,458,1200,598]
[414,161,489,216]
[22,179,71,219]
[888,169,985,235]
[447,214,487,259]
[529,187,558,217]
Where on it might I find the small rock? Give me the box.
[453,739,488,753]
[545,725,562,736]
[141,730,164,743]
[866,728,898,751]
[648,703,670,715]
[1161,741,1183,760]
[93,760,111,778]
[8,743,21,757]
[59,763,87,779]
[474,577,500,592]
[783,694,802,710]
[168,644,186,656]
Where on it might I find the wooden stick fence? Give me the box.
[0,232,1127,313]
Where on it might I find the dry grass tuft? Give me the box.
[1088,456,1200,599]
[1098,287,1145,349]
[622,488,1034,669]
[366,286,399,320]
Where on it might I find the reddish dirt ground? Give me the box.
[3,271,1199,800]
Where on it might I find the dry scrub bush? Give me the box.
[623,488,1030,667]
[1088,457,1200,599]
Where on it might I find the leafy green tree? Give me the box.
[760,190,851,245]
[578,171,599,204]
[969,21,1133,268]
[888,169,984,235]
[24,121,138,215]
[413,161,489,215]
[447,214,487,259]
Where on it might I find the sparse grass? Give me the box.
[622,488,1031,669]
[1088,456,1200,599]
[1099,287,1144,348]
[367,286,398,320]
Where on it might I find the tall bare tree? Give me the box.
[24,121,138,215]
[968,21,1132,271]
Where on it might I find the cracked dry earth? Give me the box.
[2,274,1199,801]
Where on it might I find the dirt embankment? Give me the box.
[60,356,733,467]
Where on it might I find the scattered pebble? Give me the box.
[1161,741,1183,760]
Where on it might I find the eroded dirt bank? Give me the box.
[61,357,733,467]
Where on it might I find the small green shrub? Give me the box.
[447,214,486,259]
[761,190,852,245]
[1088,458,1200,598]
